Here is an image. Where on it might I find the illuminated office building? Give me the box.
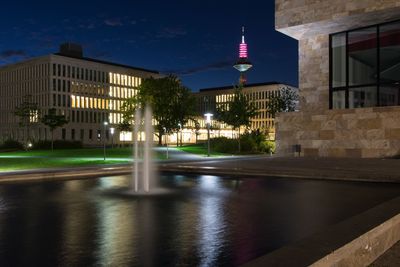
[193,82,297,141]
[0,43,161,145]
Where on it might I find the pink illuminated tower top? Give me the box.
[233,26,253,84]
[239,27,248,58]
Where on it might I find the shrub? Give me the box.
[210,131,276,154]
[0,139,24,150]
[260,140,275,154]
[210,137,238,154]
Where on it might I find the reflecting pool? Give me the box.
[0,174,399,266]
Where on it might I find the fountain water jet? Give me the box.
[132,105,155,193]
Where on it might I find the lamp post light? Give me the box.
[103,121,108,161]
[204,113,213,157]
[164,127,169,159]
[110,127,115,149]
[178,123,182,147]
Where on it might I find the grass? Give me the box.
[0,147,167,172]
[177,144,228,157]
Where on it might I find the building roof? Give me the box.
[53,53,160,74]
[198,81,294,92]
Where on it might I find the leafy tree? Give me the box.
[266,86,298,118]
[120,75,196,145]
[14,95,40,143]
[40,108,68,151]
[194,121,201,144]
[216,85,258,152]
[171,86,197,146]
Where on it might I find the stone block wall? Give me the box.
[276,107,400,158]
[299,34,329,112]
[275,0,400,158]
[276,0,400,39]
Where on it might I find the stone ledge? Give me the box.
[242,196,400,267]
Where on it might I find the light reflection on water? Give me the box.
[0,175,399,266]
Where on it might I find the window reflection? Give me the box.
[348,27,377,86]
[349,86,377,108]
[332,90,346,109]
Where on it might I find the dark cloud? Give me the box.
[104,18,123,26]
[164,59,233,76]
[0,50,28,59]
[156,27,187,39]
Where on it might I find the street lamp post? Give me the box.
[110,127,115,149]
[204,113,213,157]
[103,121,108,161]
[177,123,182,147]
[164,127,169,159]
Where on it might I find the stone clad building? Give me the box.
[275,0,400,157]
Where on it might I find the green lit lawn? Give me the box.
[0,148,164,171]
[0,158,128,171]
[177,144,228,157]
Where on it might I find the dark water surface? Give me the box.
[0,174,399,267]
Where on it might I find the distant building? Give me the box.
[275,0,400,157]
[0,43,161,145]
[193,82,297,140]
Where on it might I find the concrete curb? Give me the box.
[311,213,400,266]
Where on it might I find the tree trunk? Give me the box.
[158,131,162,146]
[51,130,54,152]
[238,127,241,153]
[176,131,179,147]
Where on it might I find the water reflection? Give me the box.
[0,176,398,266]
[198,176,226,267]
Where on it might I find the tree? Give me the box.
[120,75,196,146]
[171,86,197,146]
[14,95,39,144]
[40,108,68,151]
[266,86,299,118]
[194,121,201,144]
[216,85,258,153]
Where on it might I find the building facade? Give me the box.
[0,43,161,146]
[275,0,400,157]
[194,82,297,140]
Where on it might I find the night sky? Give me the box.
[0,0,298,91]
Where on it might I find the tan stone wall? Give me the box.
[275,0,400,158]
[299,34,329,112]
[276,0,400,39]
[276,107,400,158]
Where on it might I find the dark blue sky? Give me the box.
[0,0,298,91]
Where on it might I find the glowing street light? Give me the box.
[204,113,213,157]
[110,127,115,149]
[103,121,108,161]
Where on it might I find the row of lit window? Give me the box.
[70,95,129,111]
[109,86,138,99]
[109,113,123,124]
[71,95,109,110]
[216,94,234,103]
[212,90,280,105]
[109,72,142,87]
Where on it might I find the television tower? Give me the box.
[233,26,252,85]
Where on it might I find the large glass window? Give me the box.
[330,20,400,109]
